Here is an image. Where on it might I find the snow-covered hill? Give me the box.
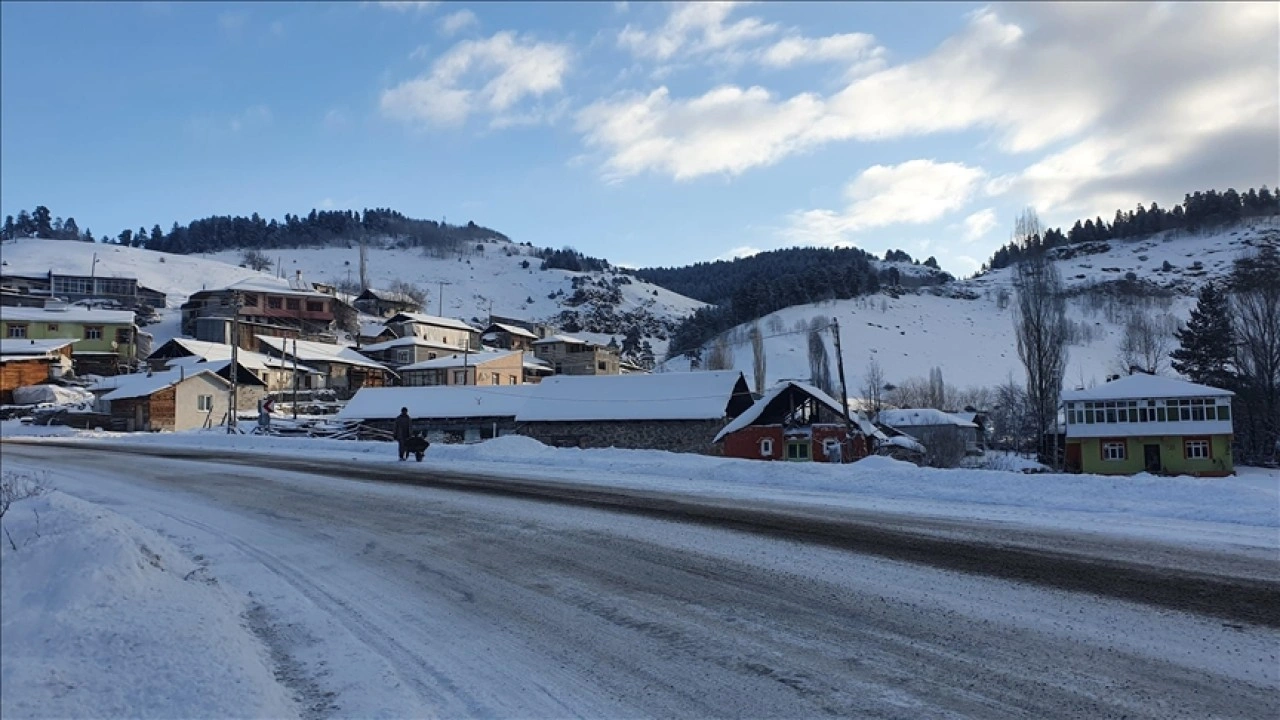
[660,217,1280,396]
[1,236,705,355]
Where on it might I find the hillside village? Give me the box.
[2,197,1278,475]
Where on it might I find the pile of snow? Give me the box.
[10,384,94,407]
[0,488,297,719]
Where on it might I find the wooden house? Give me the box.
[147,337,322,393]
[0,339,75,404]
[1,305,144,376]
[353,288,422,318]
[383,312,480,352]
[337,384,537,444]
[715,380,883,463]
[480,322,539,351]
[255,335,392,397]
[93,367,233,431]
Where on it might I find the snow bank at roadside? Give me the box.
[0,486,297,720]
[4,421,1277,533]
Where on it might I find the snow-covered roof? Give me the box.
[358,288,419,305]
[532,334,592,346]
[336,384,538,421]
[1062,373,1234,401]
[358,320,393,337]
[515,371,747,422]
[485,322,538,339]
[400,350,521,371]
[885,435,927,453]
[217,276,329,298]
[358,336,461,353]
[386,312,477,332]
[0,306,136,325]
[156,338,320,374]
[94,367,228,401]
[256,336,389,371]
[0,338,75,355]
[714,380,884,443]
[879,408,979,429]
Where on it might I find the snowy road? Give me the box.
[5,442,1278,719]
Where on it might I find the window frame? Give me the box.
[84,325,103,340]
[197,394,214,412]
[1183,437,1211,460]
[267,296,282,310]
[1101,439,1127,462]
[759,437,774,457]
[6,324,28,338]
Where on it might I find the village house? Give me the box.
[878,408,980,468]
[355,336,461,371]
[158,356,268,412]
[0,304,145,376]
[383,312,480,352]
[515,371,754,453]
[147,337,322,394]
[337,384,538,444]
[181,274,336,341]
[0,271,166,310]
[531,334,621,376]
[480,322,539,351]
[0,338,75,404]
[1061,374,1235,477]
[399,349,525,387]
[714,380,885,463]
[352,288,422,318]
[356,318,398,346]
[255,335,392,397]
[92,367,233,432]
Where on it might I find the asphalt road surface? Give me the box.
[6,442,1278,719]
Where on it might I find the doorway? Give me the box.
[1143,443,1162,473]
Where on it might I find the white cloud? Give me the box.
[578,2,1278,224]
[374,1,438,13]
[613,1,629,14]
[617,1,778,62]
[229,105,272,132]
[786,160,987,244]
[759,32,881,70]
[717,246,762,261]
[438,9,478,36]
[322,108,349,130]
[381,31,572,129]
[960,208,998,243]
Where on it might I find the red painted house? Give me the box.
[714,380,884,463]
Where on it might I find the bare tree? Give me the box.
[749,323,767,395]
[807,321,835,397]
[990,372,1032,453]
[927,366,946,410]
[1011,209,1069,464]
[1232,263,1280,462]
[386,279,428,311]
[1116,310,1177,375]
[240,248,273,272]
[863,357,885,418]
[706,334,733,371]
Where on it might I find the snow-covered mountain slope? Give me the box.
[659,217,1279,396]
[1,236,705,355]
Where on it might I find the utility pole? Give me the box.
[228,292,242,433]
[292,338,299,420]
[830,317,854,461]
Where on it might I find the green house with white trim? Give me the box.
[1062,374,1234,477]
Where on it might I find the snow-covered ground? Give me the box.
[0,484,297,719]
[3,424,1277,717]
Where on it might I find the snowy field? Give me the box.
[3,424,1277,718]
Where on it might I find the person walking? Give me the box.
[393,407,413,461]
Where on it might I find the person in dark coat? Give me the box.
[393,407,413,460]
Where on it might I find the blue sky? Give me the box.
[2,2,1276,275]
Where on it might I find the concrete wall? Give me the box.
[1073,434,1234,477]
[174,374,232,431]
[518,419,727,455]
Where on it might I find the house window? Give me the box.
[452,369,468,384]
[597,360,607,371]
[46,323,58,332]
[396,349,411,363]
[197,394,213,411]
[1184,439,1210,460]
[115,328,132,344]
[286,298,300,311]
[759,438,774,457]
[491,372,501,385]
[244,294,259,307]
[84,326,103,340]
[509,375,518,385]
[786,441,810,461]
[1216,405,1230,421]
[306,300,324,312]
[6,324,27,338]
[1102,440,1127,461]
[267,296,282,309]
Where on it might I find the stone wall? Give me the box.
[518,419,727,455]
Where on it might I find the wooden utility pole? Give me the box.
[292,338,299,420]
[830,317,854,461]
[436,280,452,316]
[228,292,242,433]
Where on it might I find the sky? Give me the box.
[2,1,1277,276]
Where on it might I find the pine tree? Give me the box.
[1170,282,1235,389]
